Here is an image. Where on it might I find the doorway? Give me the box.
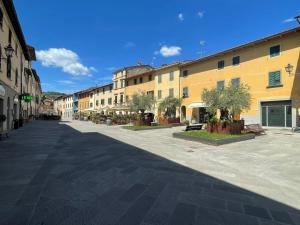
[261,101,292,127]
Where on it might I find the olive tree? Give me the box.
[128,92,156,119]
[158,97,182,119]
[202,83,251,120]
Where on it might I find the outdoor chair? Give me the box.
[245,124,266,135]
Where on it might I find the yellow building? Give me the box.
[92,83,114,114]
[112,65,152,113]
[153,62,184,118]
[180,27,300,128]
[78,87,94,112]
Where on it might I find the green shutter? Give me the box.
[231,78,240,87]
[269,71,281,86]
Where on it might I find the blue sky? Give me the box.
[14,0,299,93]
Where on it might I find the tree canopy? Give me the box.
[158,97,182,119]
[128,92,156,114]
[202,83,251,120]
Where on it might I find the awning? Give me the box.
[188,102,208,109]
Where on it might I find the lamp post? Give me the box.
[285,63,294,76]
[295,15,300,25]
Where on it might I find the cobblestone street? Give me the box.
[0,121,300,225]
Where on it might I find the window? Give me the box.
[270,45,280,57]
[139,77,143,83]
[232,56,240,66]
[15,69,18,86]
[218,60,225,69]
[102,88,105,94]
[101,99,105,105]
[120,95,124,103]
[108,98,112,105]
[231,78,240,87]
[96,100,99,106]
[148,74,152,81]
[90,102,93,108]
[15,43,18,57]
[158,90,162,99]
[126,80,129,86]
[217,80,225,90]
[0,7,3,28]
[109,86,112,92]
[0,45,2,71]
[169,71,174,81]
[134,79,137,85]
[182,70,189,77]
[126,95,129,102]
[169,88,174,97]
[158,74,162,83]
[269,71,281,87]
[114,95,118,104]
[114,81,118,89]
[8,29,12,44]
[90,93,93,98]
[147,91,154,99]
[7,57,11,79]
[183,87,189,98]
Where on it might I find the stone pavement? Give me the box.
[0,121,299,225]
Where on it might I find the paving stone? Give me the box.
[119,183,148,202]
[270,210,295,225]
[168,202,197,225]
[226,200,244,214]
[116,195,156,225]
[244,205,271,220]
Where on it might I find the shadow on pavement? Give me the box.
[0,121,299,225]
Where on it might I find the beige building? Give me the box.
[92,83,113,114]
[112,65,152,113]
[62,95,73,120]
[0,0,41,135]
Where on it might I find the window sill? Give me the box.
[267,84,283,89]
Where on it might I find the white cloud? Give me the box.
[158,45,182,57]
[178,13,184,21]
[57,80,75,85]
[283,18,294,23]
[197,11,205,18]
[199,40,206,46]
[36,48,95,76]
[124,42,136,48]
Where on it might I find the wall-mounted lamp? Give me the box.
[285,63,294,75]
[0,44,15,60]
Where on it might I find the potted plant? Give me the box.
[158,97,182,125]
[128,92,156,126]
[202,83,251,134]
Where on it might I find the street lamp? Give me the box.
[285,63,294,75]
[295,15,300,25]
[1,44,14,59]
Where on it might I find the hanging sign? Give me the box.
[19,94,33,102]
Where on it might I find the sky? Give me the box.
[14,0,300,94]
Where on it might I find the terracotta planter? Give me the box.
[208,121,243,135]
[159,117,180,125]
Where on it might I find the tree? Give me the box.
[128,92,156,119]
[202,83,251,120]
[158,97,182,119]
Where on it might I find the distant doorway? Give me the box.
[181,106,186,121]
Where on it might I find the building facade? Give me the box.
[93,84,113,114]
[0,0,41,134]
[62,95,73,120]
[112,65,152,113]
[180,27,300,128]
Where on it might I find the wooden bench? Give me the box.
[185,124,203,131]
[245,124,266,135]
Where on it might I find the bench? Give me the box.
[185,124,203,131]
[245,124,266,135]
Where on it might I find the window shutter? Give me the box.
[269,71,281,86]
